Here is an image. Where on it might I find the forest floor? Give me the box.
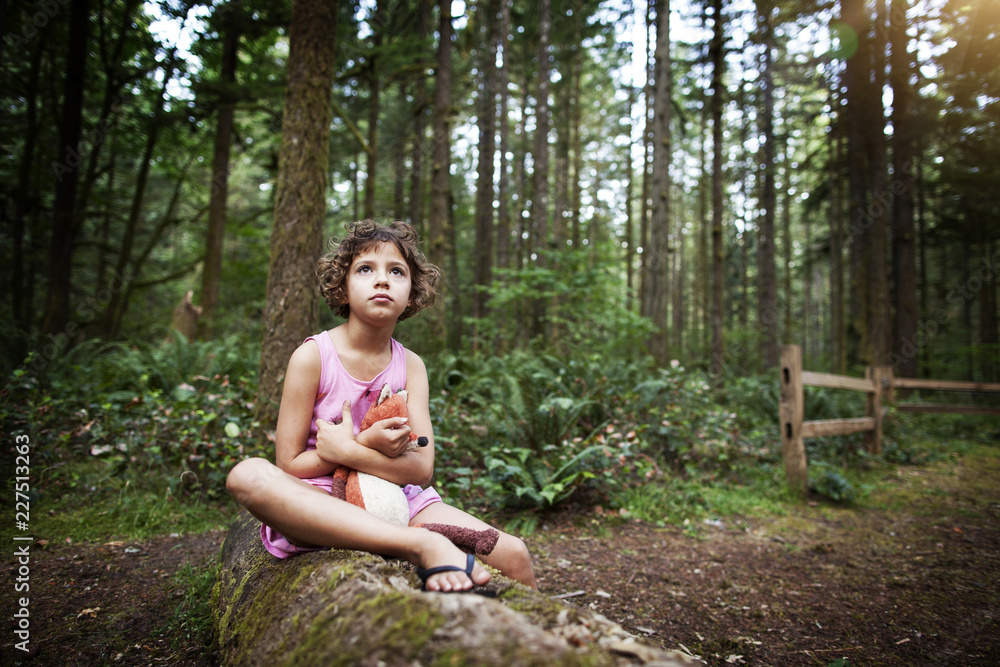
[8,446,999,667]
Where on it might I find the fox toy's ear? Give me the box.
[376,383,392,405]
[397,389,408,403]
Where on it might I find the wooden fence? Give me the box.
[778,344,1000,495]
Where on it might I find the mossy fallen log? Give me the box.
[212,511,700,666]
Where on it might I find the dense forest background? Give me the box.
[2,6,998,660]
[2,0,998,392]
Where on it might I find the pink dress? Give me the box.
[260,331,441,558]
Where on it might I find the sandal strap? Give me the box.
[416,552,474,582]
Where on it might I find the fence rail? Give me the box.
[778,344,1000,495]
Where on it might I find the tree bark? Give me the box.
[828,84,846,373]
[625,82,637,311]
[638,2,653,318]
[212,511,694,667]
[472,0,499,342]
[865,0,891,366]
[697,108,709,352]
[408,0,430,231]
[889,0,918,377]
[530,0,552,340]
[645,0,671,366]
[757,1,779,370]
[255,0,338,439]
[100,51,179,338]
[200,21,240,340]
[981,239,999,382]
[709,0,725,377]
[364,0,384,220]
[571,36,584,248]
[782,149,792,354]
[11,22,47,329]
[428,0,453,343]
[41,0,90,337]
[842,0,871,366]
[496,0,512,272]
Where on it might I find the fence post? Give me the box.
[865,365,890,455]
[780,345,808,496]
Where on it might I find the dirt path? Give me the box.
[532,450,1000,665]
[8,448,999,666]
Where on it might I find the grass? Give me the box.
[34,458,236,543]
[608,413,999,539]
[163,556,220,654]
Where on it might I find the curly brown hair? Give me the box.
[317,219,440,321]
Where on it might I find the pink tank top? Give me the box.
[304,331,407,449]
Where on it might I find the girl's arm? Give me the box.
[275,341,340,479]
[314,350,435,487]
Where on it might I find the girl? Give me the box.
[227,219,536,592]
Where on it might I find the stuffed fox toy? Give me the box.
[329,384,498,556]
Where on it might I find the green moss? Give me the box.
[213,512,669,666]
[280,587,445,666]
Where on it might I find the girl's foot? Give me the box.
[414,531,491,592]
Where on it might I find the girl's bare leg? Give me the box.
[227,458,489,592]
[411,502,537,590]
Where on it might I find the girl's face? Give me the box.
[345,242,412,324]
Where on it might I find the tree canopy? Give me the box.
[2,0,998,382]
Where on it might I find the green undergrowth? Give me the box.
[3,335,998,545]
[32,459,237,542]
[163,556,220,657]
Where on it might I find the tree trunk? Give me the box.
[782,153,793,355]
[212,511,693,667]
[408,0,430,231]
[11,23,48,329]
[41,0,89,337]
[645,0,671,366]
[552,90,569,249]
[981,239,999,382]
[672,223,685,355]
[625,82,637,311]
[496,0,512,272]
[364,0,384,220]
[638,2,653,318]
[709,0,725,377]
[393,83,407,218]
[530,0,552,341]
[428,0,453,343]
[571,38,584,248]
[698,108,709,353]
[100,51,179,338]
[200,22,240,340]
[866,0,891,366]
[828,84,846,373]
[842,0,871,366]
[472,0,498,343]
[254,0,338,438]
[889,0,918,377]
[757,1,778,370]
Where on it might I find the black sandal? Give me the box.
[416,553,496,596]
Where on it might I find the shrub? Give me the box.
[2,335,263,502]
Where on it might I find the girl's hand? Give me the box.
[357,417,412,458]
[314,400,363,465]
